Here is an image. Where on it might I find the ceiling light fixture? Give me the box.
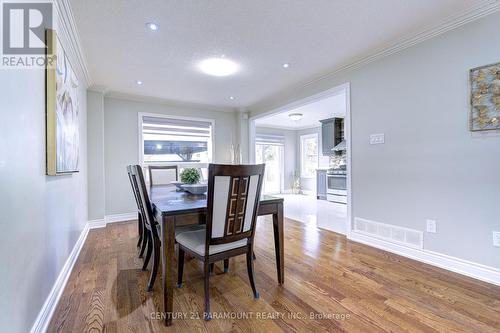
[289,113,303,121]
[282,63,290,68]
[229,96,235,100]
[146,22,159,31]
[136,80,143,85]
[198,57,239,77]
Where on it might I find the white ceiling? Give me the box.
[255,91,346,130]
[70,0,487,108]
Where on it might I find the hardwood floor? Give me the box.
[48,217,500,332]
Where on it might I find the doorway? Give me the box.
[249,83,352,237]
[255,143,284,194]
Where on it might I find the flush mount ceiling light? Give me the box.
[136,80,143,85]
[229,96,235,100]
[198,57,239,77]
[289,113,303,121]
[282,63,290,68]
[146,22,159,31]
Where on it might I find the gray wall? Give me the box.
[87,91,105,220]
[250,12,500,269]
[0,35,88,333]
[255,126,297,191]
[100,96,238,216]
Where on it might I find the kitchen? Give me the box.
[252,86,350,235]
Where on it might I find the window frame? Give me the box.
[300,133,319,178]
[138,112,215,168]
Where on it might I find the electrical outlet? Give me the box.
[493,231,500,247]
[426,219,437,233]
[369,133,385,145]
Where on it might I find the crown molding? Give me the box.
[104,90,238,113]
[250,0,500,112]
[54,0,92,88]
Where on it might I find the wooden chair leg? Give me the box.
[246,249,259,299]
[177,248,185,288]
[137,212,143,248]
[203,262,211,320]
[223,259,229,273]
[142,231,152,271]
[139,220,147,258]
[253,251,256,261]
[147,236,160,292]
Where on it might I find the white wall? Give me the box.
[0,25,88,333]
[95,96,238,216]
[250,12,500,269]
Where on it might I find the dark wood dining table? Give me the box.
[150,185,284,326]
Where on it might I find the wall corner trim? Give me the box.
[349,231,500,287]
[29,223,90,333]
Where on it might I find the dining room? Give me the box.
[2,1,500,333]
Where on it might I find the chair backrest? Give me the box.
[205,164,265,250]
[127,165,141,212]
[148,165,178,186]
[130,165,157,233]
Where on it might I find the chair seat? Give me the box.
[176,227,248,256]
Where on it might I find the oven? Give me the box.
[326,173,347,204]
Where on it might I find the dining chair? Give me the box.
[148,165,178,186]
[130,165,205,292]
[176,163,265,320]
[127,165,147,258]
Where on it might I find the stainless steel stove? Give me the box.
[326,166,347,204]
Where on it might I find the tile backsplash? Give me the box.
[329,152,346,169]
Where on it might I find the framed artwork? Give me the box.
[469,62,500,131]
[46,29,80,175]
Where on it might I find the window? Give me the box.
[300,133,318,178]
[139,114,213,166]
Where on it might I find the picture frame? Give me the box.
[46,29,80,175]
[469,61,500,132]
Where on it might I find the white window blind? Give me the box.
[141,115,213,164]
[255,134,285,146]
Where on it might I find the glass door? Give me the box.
[255,144,284,194]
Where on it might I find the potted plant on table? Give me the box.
[180,168,207,194]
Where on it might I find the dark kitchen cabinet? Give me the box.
[320,117,344,156]
[320,118,335,155]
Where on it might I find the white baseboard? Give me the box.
[29,212,138,333]
[105,212,137,224]
[88,218,106,229]
[30,223,90,333]
[349,231,500,287]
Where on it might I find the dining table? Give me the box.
[150,185,285,326]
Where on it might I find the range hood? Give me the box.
[332,140,346,151]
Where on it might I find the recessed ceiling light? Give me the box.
[229,96,235,100]
[282,63,290,68]
[289,113,303,121]
[146,22,159,31]
[198,57,239,77]
[136,80,143,85]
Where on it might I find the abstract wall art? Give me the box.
[46,29,80,175]
[469,62,500,131]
